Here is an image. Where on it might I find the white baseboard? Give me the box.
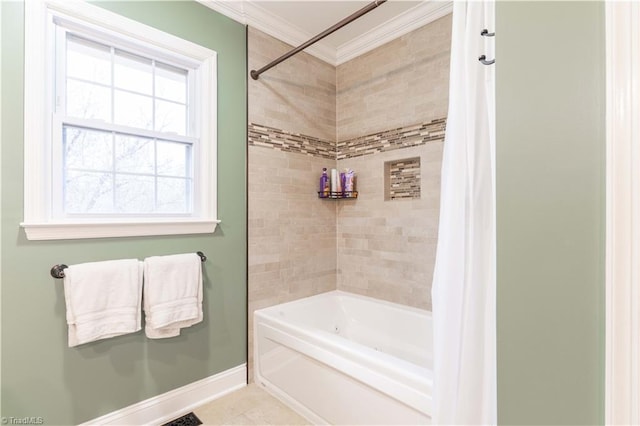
[82,364,247,425]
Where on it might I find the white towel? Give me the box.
[143,253,203,338]
[63,259,143,347]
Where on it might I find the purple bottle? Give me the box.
[319,168,329,198]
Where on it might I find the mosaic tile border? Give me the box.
[337,118,446,160]
[248,123,335,160]
[248,118,446,160]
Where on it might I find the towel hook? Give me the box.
[480,28,495,65]
[196,251,207,262]
[479,55,495,65]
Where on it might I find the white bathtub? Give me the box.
[253,290,432,425]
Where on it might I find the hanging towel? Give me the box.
[143,253,203,339]
[63,259,143,348]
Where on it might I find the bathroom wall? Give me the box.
[1,2,247,424]
[247,27,337,380]
[496,1,605,424]
[335,14,451,309]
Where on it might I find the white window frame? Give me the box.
[22,0,219,240]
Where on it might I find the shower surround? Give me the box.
[248,14,451,378]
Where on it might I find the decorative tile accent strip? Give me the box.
[337,118,446,160]
[248,118,446,161]
[248,123,335,160]
[387,157,421,200]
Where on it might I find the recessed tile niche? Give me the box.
[384,157,421,201]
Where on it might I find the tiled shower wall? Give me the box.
[336,14,452,309]
[248,15,451,377]
[335,123,445,309]
[249,27,336,140]
[247,27,337,379]
[336,15,452,141]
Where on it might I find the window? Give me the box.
[22,0,219,240]
[56,34,194,216]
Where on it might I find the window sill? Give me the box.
[20,219,221,241]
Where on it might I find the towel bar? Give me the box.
[50,251,207,279]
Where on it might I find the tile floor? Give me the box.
[192,383,310,425]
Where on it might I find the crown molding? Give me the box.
[242,1,336,64]
[336,1,453,65]
[196,0,246,25]
[197,0,453,66]
[196,0,334,64]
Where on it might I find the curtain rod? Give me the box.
[250,0,387,80]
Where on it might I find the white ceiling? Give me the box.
[198,0,452,65]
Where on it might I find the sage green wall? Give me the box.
[1,2,247,424]
[496,2,604,424]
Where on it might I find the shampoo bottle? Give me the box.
[331,168,342,194]
[344,168,356,196]
[320,168,329,197]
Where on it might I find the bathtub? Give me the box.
[253,290,432,425]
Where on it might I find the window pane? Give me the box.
[66,35,111,85]
[155,100,187,135]
[114,50,152,95]
[157,177,190,213]
[65,170,113,213]
[64,126,113,171]
[54,25,201,220]
[156,63,187,103]
[115,175,154,213]
[115,134,154,174]
[157,140,191,177]
[66,79,111,122]
[114,90,153,129]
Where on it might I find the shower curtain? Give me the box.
[431,0,496,424]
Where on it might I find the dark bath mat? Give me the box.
[162,412,203,426]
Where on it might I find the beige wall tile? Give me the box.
[249,27,336,141]
[336,143,443,310]
[336,14,452,141]
[247,146,337,381]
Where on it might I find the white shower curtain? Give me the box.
[431,0,496,424]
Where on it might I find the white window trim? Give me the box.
[22,0,219,240]
[605,1,640,424]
